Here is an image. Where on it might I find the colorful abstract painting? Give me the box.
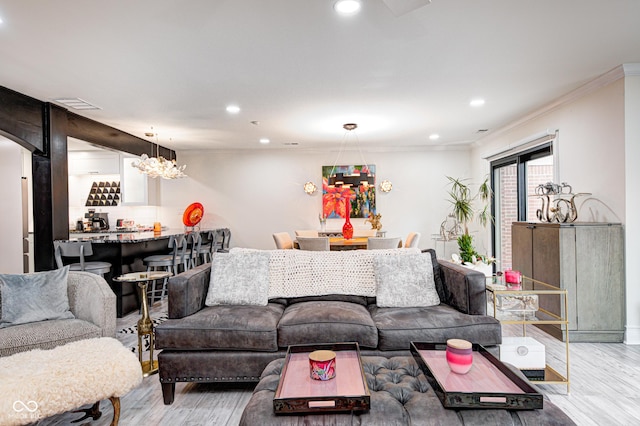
[322,165,376,218]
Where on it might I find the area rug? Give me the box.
[117,313,168,352]
[117,314,168,334]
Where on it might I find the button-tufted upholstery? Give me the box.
[240,356,576,426]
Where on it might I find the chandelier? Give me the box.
[327,123,374,188]
[132,131,187,179]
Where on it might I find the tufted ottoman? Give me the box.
[240,356,575,425]
[0,337,142,426]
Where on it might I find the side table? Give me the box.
[486,276,570,392]
[114,271,171,377]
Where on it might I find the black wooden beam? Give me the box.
[32,103,69,271]
[66,111,176,160]
[0,86,44,152]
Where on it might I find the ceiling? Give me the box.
[1,0,639,152]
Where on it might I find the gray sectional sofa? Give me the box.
[155,248,501,405]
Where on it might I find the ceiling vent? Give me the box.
[476,129,489,133]
[52,97,102,110]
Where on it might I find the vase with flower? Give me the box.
[342,199,353,239]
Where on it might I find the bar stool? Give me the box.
[186,231,203,269]
[197,230,220,264]
[53,241,111,277]
[218,228,231,253]
[142,234,188,302]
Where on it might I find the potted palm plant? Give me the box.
[446,176,494,273]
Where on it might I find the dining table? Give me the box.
[328,237,369,250]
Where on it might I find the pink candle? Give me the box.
[446,339,473,374]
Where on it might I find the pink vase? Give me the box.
[342,199,353,240]
[446,339,473,374]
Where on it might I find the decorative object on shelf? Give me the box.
[342,197,354,240]
[86,181,120,206]
[183,202,204,230]
[308,350,336,381]
[446,339,473,374]
[132,129,187,179]
[318,214,327,231]
[533,181,591,223]
[379,179,393,193]
[365,213,382,231]
[439,213,462,241]
[303,181,317,195]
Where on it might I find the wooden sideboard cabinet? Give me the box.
[512,222,624,342]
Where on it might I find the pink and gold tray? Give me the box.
[273,342,370,415]
[410,341,543,410]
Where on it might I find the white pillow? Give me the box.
[205,251,270,306]
[374,253,440,308]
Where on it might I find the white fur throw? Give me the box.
[0,337,142,426]
[231,248,421,298]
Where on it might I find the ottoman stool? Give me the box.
[0,337,142,426]
[240,356,575,426]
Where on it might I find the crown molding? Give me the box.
[474,64,637,146]
[623,63,640,76]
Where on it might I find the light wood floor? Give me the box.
[36,300,640,426]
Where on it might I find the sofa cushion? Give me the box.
[155,302,285,352]
[264,248,421,298]
[374,253,440,308]
[369,304,502,350]
[277,301,378,349]
[0,267,74,329]
[0,318,101,357]
[206,251,270,306]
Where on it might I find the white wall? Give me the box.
[0,138,27,273]
[158,147,470,251]
[471,72,633,342]
[624,70,640,344]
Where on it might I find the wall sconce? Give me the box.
[303,181,317,195]
[379,180,393,193]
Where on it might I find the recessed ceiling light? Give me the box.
[429,134,440,141]
[259,138,270,144]
[226,105,240,114]
[470,99,485,107]
[334,0,361,15]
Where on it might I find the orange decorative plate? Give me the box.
[183,202,204,227]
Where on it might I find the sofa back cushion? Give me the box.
[264,248,421,298]
[374,253,440,307]
[205,251,270,306]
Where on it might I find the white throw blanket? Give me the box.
[231,248,421,298]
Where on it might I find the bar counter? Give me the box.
[57,228,212,317]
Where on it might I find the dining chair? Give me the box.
[296,236,330,251]
[295,230,319,237]
[53,241,112,277]
[404,232,421,248]
[273,232,294,249]
[367,237,402,250]
[353,229,377,238]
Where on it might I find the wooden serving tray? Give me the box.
[273,342,370,415]
[410,341,543,410]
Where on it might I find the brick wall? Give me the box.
[496,164,553,271]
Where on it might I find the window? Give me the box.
[490,143,553,270]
